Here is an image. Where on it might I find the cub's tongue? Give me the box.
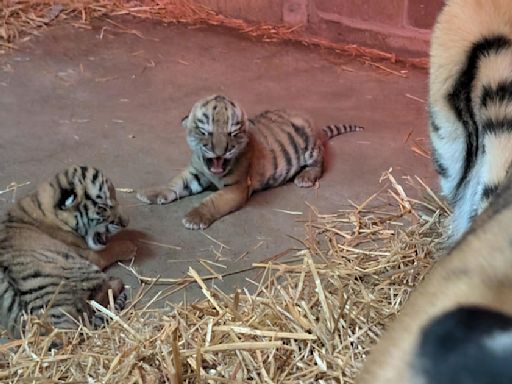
[210,157,224,174]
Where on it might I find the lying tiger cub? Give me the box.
[0,165,136,338]
[356,174,512,383]
[137,95,363,229]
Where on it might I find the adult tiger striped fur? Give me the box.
[356,173,512,384]
[137,95,363,229]
[429,0,512,244]
[0,165,136,338]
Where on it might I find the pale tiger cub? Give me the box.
[137,95,363,229]
[429,0,512,244]
[357,173,512,384]
[0,165,136,338]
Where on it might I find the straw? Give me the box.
[0,171,445,382]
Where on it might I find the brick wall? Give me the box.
[193,0,445,55]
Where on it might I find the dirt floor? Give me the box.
[0,17,436,303]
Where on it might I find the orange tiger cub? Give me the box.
[137,95,363,229]
[0,165,136,338]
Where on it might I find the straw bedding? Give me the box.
[0,171,446,383]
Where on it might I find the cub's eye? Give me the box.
[97,203,109,213]
[230,130,242,138]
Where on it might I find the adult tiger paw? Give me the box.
[182,208,214,230]
[136,187,176,205]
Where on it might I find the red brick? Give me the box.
[315,0,406,26]
[406,0,444,29]
[283,0,308,25]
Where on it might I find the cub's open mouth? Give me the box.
[206,156,227,175]
[94,232,108,247]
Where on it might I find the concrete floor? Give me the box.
[0,18,436,304]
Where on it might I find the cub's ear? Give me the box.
[58,188,78,210]
[181,114,189,129]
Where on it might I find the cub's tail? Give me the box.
[322,124,364,141]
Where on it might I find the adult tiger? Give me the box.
[429,0,512,243]
[137,94,363,229]
[0,165,136,338]
[357,1,512,380]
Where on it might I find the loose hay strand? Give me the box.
[1,173,444,382]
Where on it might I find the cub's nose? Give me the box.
[117,212,129,228]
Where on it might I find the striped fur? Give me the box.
[0,165,135,338]
[137,95,363,229]
[357,172,512,384]
[429,0,512,244]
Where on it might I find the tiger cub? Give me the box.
[429,0,512,244]
[356,173,512,384]
[137,94,363,229]
[0,165,136,338]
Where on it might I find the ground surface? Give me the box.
[0,17,435,303]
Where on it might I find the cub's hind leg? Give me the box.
[90,277,128,328]
[91,277,125,308]
[137,166,209,205]
[294,140,324,188]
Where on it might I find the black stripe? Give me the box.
[482,184,499,200]
[16,270,47,280]
[291,122,310,151]
[323,125,334,139]
[182,175,191,194]
[277,140,293,183]
[262,149,279,190]
[21,283,63,301]
[481,118,512,134]
[447,35,512,195]
[6,294,19,315]
[80,166,88,180]
[84,190,97,207]
[431,147,448,178]
[35,195,46,216]
[287,132,302,170]
[91,168,100,184]
[190,172,203,188]
[0,283,9,297]
[480,79,512,109]
[70,166,78,182]
[17,200,33,218]
[430,116,441,134]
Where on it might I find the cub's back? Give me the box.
[248,110,318,190]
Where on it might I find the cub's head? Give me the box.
[25,166,129,251]
[182,95,249,176]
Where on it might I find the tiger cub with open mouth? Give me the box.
[137,95,363,229]
[0,165,136,338]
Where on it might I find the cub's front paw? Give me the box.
[136,187,176,205]
[182,208,214,230]
[108,240,137,262]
